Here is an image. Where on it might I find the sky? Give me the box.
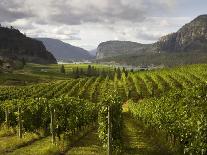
[0,0,207,50]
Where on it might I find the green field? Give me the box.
[0,63,207,155]
[0,63,111,85]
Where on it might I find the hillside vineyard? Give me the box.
[0,64,207,154]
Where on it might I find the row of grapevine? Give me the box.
[151,73,170,94]
[87,77,103,102]
[98,93,123,154]
[128,84,207,155]
[0,96,98,142]
[78,77,95,99]
[2,65,207,103]
[127,75,139,100]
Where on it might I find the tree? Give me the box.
[101,69,106,77]
[122,67,128,77]
[75,67,80,78]
[22,58,26,67]
[87,65,92,76]
[60,64,65,74]
[117,67,122,79]
[91,66,97,76]
[80,68,84,76]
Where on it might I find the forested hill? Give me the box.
[0,26,57,66]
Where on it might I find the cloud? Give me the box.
[47,0,146,25]
[136,31,161,41]
[0,0,203,50]
[0,0,178,25]
[0,0,33,22]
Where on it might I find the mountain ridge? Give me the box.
[0,26,57,65]
[36,38,94,61]
[96,40,151,59]
[154,14,207,53]
[96,14,207,66]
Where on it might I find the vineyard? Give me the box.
[0,64,207,154]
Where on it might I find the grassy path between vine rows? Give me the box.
[0,133,45,155]
[6,137,60,155]
[122,112,172,155]
[66,128,105,155]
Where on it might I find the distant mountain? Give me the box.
[96,41,151,59]
[36,38,94,61]
[89,49,97,56]
[96,15,207,66]
[0,26,57,65]
[154,14,207,53]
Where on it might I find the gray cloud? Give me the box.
[47,0,173,25]
[1,0,200,50]
[0,0,34,22]
[136,31,161,41]
[0,0,177,25]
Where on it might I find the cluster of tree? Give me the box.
[64,64,132,79]
[0,24,15,30]
[72,65,110,78]
[59,64,133,79]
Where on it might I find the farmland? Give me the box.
[0,63,207,155]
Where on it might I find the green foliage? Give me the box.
[60,64,65,74]
[0,97,98,138]
[116,67,122,79]
[98,93,123,152]
[129,84,207,155]
[1,63,207,153]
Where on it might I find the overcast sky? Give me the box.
[0,0,207,50]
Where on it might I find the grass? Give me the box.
[66,128,105,155]
[7,137,60,155]
[23,63,111,75]
[0,63,112,86]
[3,125,100,155]
[122,104,171,155]
[0,125,16,137]
[0,132,40,154]
[122,112,171,155]
[0,73,44,85]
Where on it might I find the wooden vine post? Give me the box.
[18,106,23,139]
[50,107,55,144]
[5,107,9,127]
[107,105,112,155]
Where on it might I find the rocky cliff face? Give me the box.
[155,15,207,53]
[0,27,57,64]
[96,15,207,60]
[96,41,151,59]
